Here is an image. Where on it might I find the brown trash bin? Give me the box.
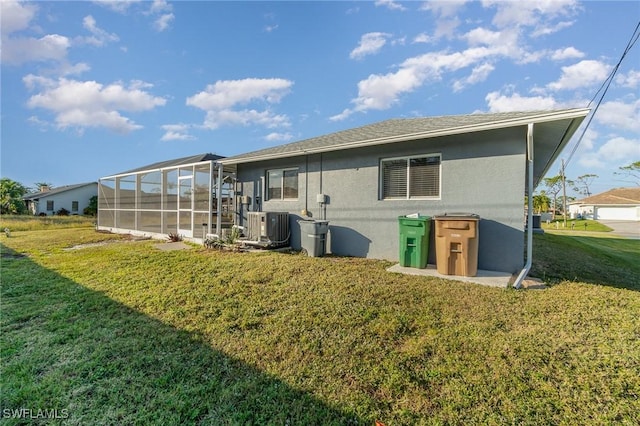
[434,214,480,277]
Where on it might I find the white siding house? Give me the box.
[568,188,640,221]
[23,182,98,216]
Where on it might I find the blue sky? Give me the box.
[1,0,639,196]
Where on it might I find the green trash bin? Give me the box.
[398,215,431,268]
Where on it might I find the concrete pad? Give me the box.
[155,241,191,251]
[387,264,513,288]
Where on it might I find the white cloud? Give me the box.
[434,17,461,39]
[160,124,195,141]
[187,78,292,110]
[550,47,584,61]
[532,20,575,37]
[59,62,91,76]
[329,108,353,122]
[547,60,611,91]
[146,0,174,31]
[375,0,407,11]
[483,0,579,30]
[594,99,640,132]
[419,1,467,40]
[79,15,119,46]
[453,62,495,92]
[203,109,290,130]
[579,136,640,169]
[333,40,524,119]
[1,34,70,65]
[23,76,166,133]
[0,0,37,36]
[154,13,174,32]
[485,90,559,112]
[96,0,173,31]
[413,32,433,44]
[265,132,293,142]
[93,0,142,14]
[186,78,293,130]
[150,0,172,14]
[599,136,640,160]
[420,1,468,17]
[350,32,391,60]
[615,69,640,89]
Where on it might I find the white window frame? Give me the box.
[266,167,299,201]
[379,154,441,200]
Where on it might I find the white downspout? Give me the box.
[513,123,534,289]
[216,163,223,237]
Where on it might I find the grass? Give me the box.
[0,215,96,232]
[531,232,640,289]
[1,227,639,425]
[541,218,613,233]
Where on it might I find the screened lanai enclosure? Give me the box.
[97,154,235,241]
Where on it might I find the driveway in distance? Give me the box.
[599,220,640,239]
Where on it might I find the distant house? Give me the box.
[569,188,640,221]
[219,109,589,275]
[23,182,98,216]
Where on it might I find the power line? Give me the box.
[564,20,640,168]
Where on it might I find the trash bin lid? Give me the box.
[433,213,480,220]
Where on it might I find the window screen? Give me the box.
[409,156,440,197]
[267,168,298,200]
[267,170,283,200]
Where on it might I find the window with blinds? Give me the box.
[381,154,441,199]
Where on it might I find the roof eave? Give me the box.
[219,108,591,165]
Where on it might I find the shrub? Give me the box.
[167,232,183,242]
[83,196,98,216]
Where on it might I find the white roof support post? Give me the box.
[216,162,223,237]
[207,161,214,237]
[514,123,535,289]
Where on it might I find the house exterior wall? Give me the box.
[235,127,527,274]
[31,184,97,216]
[569,204,640,221]
[595,206,640,221]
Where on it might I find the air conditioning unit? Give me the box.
[246,212,289,248]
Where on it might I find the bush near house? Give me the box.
[1,226,638,425]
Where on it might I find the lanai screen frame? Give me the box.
[97,159,234,241]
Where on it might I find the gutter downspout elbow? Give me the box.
[514,123,535,289]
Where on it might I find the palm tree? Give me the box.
[0,178,28,214]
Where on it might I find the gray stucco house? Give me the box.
[219,109,589,275]
[23,182,98,216]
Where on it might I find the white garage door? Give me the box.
[595,206,640,221]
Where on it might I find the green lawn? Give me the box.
[1,223,639,425]
[540,218,613,233]
[0,215,95,232]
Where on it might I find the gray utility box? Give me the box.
[298,220,329,257]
